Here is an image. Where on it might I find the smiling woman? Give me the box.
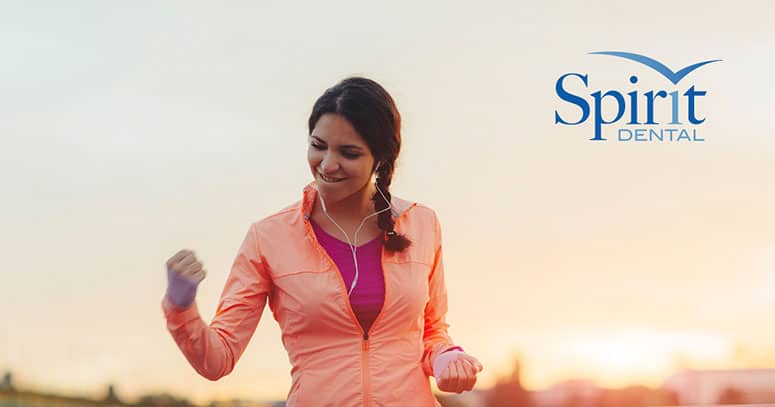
[305,77,412,254]
[306,113,385,247]
[161,77,483,406]
[309,115,374,192]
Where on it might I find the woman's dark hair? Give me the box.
[308,77,411,253]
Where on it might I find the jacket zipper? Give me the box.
[360,247,389,407]
[303,215,390,406]
[362,335,370,407]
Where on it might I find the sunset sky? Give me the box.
[2,0,774,404]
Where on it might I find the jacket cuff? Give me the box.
[161,295,201,331]
[424,342,459,376]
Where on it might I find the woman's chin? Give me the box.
[316,183,346,202]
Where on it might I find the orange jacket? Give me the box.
[162,182,459,406]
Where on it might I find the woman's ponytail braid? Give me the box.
[375,162,411,252]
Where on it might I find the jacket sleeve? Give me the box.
[161,223,272,381]
[421,211,459,377]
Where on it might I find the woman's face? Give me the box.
[308,113,377,204]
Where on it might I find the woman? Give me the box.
[162,77,483,406]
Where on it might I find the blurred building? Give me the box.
[664,368,775,405]
[0,372,14,392]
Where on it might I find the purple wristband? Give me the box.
[165,268,200,308]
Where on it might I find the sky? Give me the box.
[1,0,774,404]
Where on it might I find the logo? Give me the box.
[554,51,722,142]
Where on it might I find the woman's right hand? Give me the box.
[165,249,207,308]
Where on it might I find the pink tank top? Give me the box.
[310,220,385,335]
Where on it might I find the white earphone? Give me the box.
[318,162,392,296]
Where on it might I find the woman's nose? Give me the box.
[319,153,339,173]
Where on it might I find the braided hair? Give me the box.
[308,77,412,252]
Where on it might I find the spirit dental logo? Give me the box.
[554,51,721,142]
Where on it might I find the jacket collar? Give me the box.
[301,181,414,220]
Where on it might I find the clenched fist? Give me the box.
[434,351,483,394]
[167,249,207,282]
[165,249,207,308]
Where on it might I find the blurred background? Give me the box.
[2,1,774,406]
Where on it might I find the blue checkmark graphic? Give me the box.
[589,51,722,85]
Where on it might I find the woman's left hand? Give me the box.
[436,352,483,394]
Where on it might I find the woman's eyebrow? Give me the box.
[311,136,364,151]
